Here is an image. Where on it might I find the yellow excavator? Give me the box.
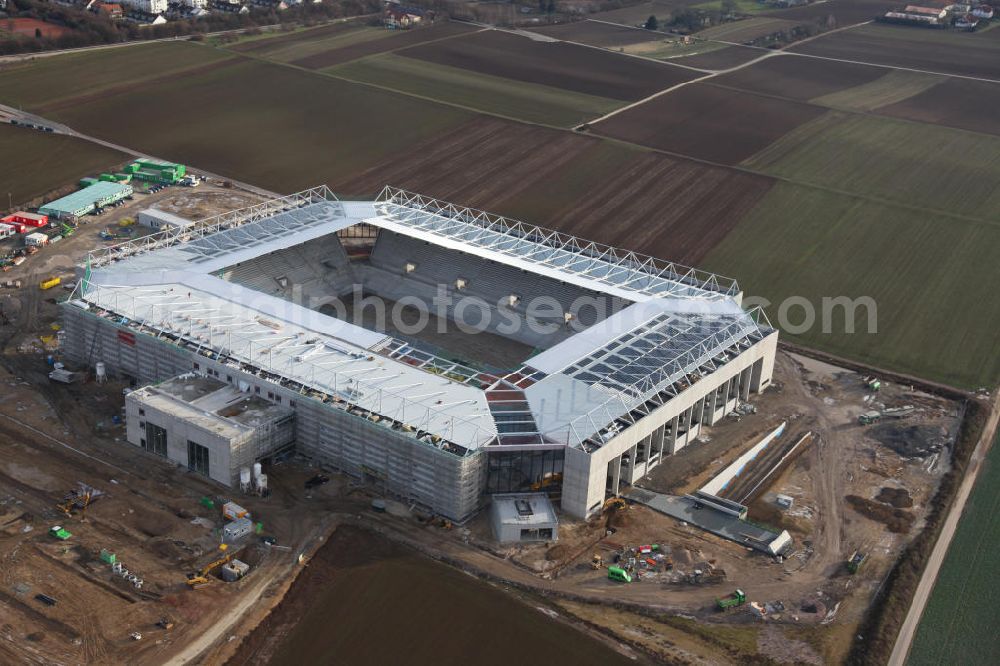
[186,548,232,589]
[603,497,627,513]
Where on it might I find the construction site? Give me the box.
[0,180,988,665]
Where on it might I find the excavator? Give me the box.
[530,473,563,492]
[56,483,103,519]
[186,549,232,589]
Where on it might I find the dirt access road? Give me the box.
[888,391,1000,666]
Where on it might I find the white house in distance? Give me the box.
[120,0,168,13]
[383,2,426,29]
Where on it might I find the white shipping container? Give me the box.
[25,232,49,247]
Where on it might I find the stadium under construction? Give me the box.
[61,186,778,522]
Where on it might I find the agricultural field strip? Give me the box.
[588,105,1000,231]
[221,42,613,131]
[330,54,621,128]
[700,79,999,147]
[515,24,714,74]
[589,17,1000,84]
[892,401,1000,665]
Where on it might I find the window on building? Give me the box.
[144,422,168,457]
[255,387,260,395]
[194,362,200,370]
[138,408,145,416]
[187,440,210,478]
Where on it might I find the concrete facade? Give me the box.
[490,493,559,543]
[561,333,777,518]
[124,375,295,486]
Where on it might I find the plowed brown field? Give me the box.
[335,117,773,264]
[879,77,1000,136]
[713,53,884,100]
[592,82,824,164]
[790,23,1000,80]
[399,29,698,101]
[292,21,478,69]
[670,45,765,71]
[761,0,895,25]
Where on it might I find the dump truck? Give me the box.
[859,411,881,426]
[716,589,746,610]
[847,550,867,574]
[607,566,632,583]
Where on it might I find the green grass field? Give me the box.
[0,42,236,109]
[702,182,1000,388]
[744,111,1000,220]
[908,432,1000,664]
[328,54,622,127]
[812,70,945,112]
[0,124,126,209]
[0,42,472,193]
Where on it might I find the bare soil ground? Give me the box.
[669,44,765,70]
[879,77,1000,137]
[592,82,826,164]
[713,52,885,100]
[334,116,774,265]
[291,21,477,70]
[399,29,699,101]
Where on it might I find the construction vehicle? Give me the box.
[49,525,72,541]
[56,483,104,518]
[530,472,563,492]
[859,411,881,426]
[156,618,175,631]
[603,497,627,512]
[607,566,632,583]
[847,550,867,574]
[60,223,74,237]
[186,552,233,588]
[716,589,746,610]
[864,377,881,392]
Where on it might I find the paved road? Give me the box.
[888,391,1000,666]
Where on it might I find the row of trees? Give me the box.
[0,0,383,55]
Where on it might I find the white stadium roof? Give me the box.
[75,186,773,454]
